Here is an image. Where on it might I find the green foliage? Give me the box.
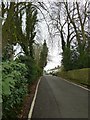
[2,2,43,119]
[62,43,89,71]
[26,2,38,57]
[62,47,72,71]
[2,44,14,61]
[25,57,38,83]
[2,77,15,95]
[39,40,48,70]
[2,2,38,58]
[16,55,42,84]
[2,61,28,119]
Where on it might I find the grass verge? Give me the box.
[55,68,90,89]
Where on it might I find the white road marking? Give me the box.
[59,77,90,92]
[28,77,41,119]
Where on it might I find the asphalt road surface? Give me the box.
[32,75,88,118]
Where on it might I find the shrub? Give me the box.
[16,55,42,84]
[2,61,28,119]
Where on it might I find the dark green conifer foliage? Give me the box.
[39,40,48,70]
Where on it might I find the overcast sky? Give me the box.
[36,0,62,71]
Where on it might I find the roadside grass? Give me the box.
[55,68,90,88]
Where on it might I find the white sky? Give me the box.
[37,0,62,71]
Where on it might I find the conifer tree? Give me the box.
[39,40,48,69]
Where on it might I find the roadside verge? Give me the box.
[28,77,41,119]
[55,68,90,90]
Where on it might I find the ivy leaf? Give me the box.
[2,77,15,96]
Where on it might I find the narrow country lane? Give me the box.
[31,75,88,118]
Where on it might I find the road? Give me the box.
[32,75,88,118]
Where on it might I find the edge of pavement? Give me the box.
[28,76,42,119]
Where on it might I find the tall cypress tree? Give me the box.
[39,40,48,70]
[26,2,37,58]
